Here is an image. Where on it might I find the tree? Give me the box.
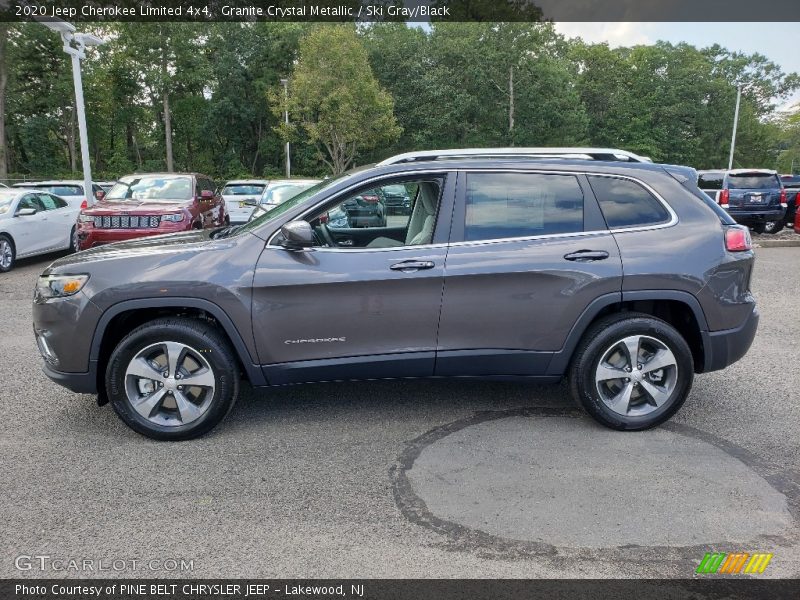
[275,25,401,174]
[0,23,8,178]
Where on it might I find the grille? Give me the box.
[93,215,161,229]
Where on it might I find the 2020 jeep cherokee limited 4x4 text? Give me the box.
[33,148,759,440]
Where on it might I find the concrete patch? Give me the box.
[397,410,795,554]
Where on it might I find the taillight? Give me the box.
[361,194,379,203]
[80,199,88,209]
[780,188,787,208]
[725,226,752,252]
[719,189,729,208]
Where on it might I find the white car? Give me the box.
[12,180,105,210]
[0,188,79,272]
[220,179,270,224]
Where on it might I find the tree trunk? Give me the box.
[508,65,514,145]
[161,48,174,172]
[0,24,8,179]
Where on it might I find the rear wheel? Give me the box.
[0,235,15,272]
[750,222,767,234]
[763,220,784,234]
[106,318,240,441]
[569,313,694,431]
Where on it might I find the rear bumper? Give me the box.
[700,306,759,373]
[728,208,785,223]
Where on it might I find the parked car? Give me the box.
[12,180,106,210]
[775,175,800,234]
[75,173,226,250]
[342,187,387,227]
[248,179,321,222]
[697,169,787,233]
[33,147,758,440]
[221,180,270,224]
[382,184,412,215]
[0,188,79,272]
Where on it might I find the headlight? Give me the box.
[36,274,90,298]
[78,213,94,223]
[162,213,184,223]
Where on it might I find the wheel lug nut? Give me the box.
[175,374,181,380]
[637,364,643,370]
[625,378,630,382]
[625,367,631,372]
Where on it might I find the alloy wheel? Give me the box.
[124,341,216,427]
[0,240,12,269]
[594,335,679,417]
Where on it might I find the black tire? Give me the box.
[0,234,16,273]
[750,222,766,234]
[106,317,240,441]
[763,220,784,234]
[69,225,78,252]
[569,312,694,431]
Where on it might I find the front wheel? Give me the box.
[106,318,240,440]
[763,220,784,234]
[569,313,694,431]
[69,226,79,252]
[0,234,15,272]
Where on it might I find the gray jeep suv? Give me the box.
[33,148,759,440]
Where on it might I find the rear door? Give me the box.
[35,193,74,250]
[726,172,782,213]
[436,170,622,376]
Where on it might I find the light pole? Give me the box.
[38,19,104,206]
[280,78,290,178]
[728,84,742,171]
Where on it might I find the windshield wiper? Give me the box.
[211,224,242,239]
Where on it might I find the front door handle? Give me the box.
[563,249,610,262]
[390,260,435,272]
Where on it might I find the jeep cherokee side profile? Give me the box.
[33,148,758,440]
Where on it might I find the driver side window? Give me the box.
[308,178,442,249]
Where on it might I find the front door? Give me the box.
[251,173,454,384]
[436,170,623,376]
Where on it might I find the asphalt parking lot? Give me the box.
[1,247,798,579]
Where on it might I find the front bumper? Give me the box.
[78,224,188,250]
[42,361,98,394]
[701,306,759,373]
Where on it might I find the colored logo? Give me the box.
[696,552,773,574]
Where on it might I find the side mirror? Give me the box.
[243,198,259,207]
[200,190,214,200]
[279,220,314,250]
[95,190,105,201]
[16,207,37,217]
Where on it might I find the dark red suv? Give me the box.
[77,173,227,250]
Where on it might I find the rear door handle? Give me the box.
[563,249,610,262]
[390,260,435,272]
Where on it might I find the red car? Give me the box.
[77,173,227,250]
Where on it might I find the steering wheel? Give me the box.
[318,221,339,248]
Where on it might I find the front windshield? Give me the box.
[222,184,265,196]
[106,176,193,201]
[235,175,346,235]
[262,182,317,205]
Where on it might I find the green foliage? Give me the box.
[273,25,401,174]
[2,22,799,179]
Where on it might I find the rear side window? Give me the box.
[727,173,780,190]
[40,185,82,196]
[464,173,584,241]
[588,176,670,229]
[698,173,723,190]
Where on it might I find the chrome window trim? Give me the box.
[265,167,678,251]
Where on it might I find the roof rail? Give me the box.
[377,147,653,166]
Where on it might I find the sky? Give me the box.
[553,22,800,111]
